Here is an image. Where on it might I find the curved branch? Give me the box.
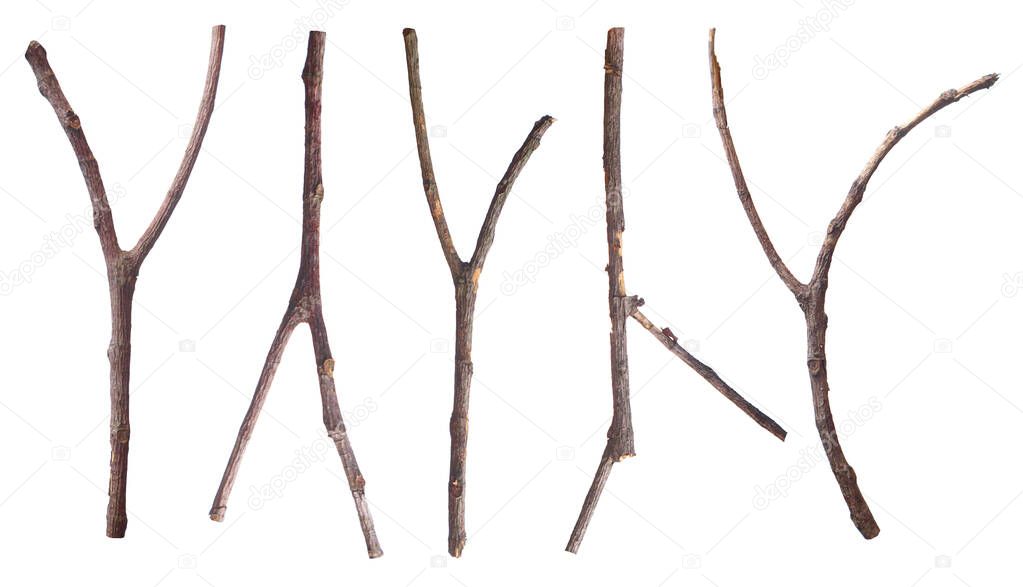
[132,25,226,264]
[810,72,999,284]
[708,29,805,299]
[469,115,555,272]
[402,28,463,279]
[708,27,997,540]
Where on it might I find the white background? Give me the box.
[1,0,1020,585]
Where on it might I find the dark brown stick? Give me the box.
[708,27,997,539]
[402,28,554,558]
[25,25,226,538]
[567,28,786,555]
[208,31,382,559]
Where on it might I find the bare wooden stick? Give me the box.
[208,31,382,559]
[567,27,786,555]
[708,27,997,539]
[402,27,554,558]
[25,25,226,538]
[630,306,786,441]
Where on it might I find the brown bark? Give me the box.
[207,31,382,559]
[567,28,786,555]
[25,25,226,538]
[708,28,997,538]
[402,28,555,557]
[630,308,786,440]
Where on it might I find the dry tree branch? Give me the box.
[208,31,383,559]
[402,28,554,558]
[708,28,997,539]
[566,27,786,555]
[25,25,226,538]
[630,308,786,439]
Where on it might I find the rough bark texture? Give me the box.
[567,28,786,555]
[402,27,554,558]
[708,27,997,539]
[602,29,635,465]
[208,32,382,559]
[25,25,226,538]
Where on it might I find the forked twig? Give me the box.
[402,28,555,557]
[567,27,786,554]
[208,31,382,558]
[25,25,226,538]
[708,28,997,538]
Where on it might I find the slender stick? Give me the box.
[402,28,462,280]
[810,72,999,285]
[208,31,382,559]
[25,25,226,538]
[567,27,633,555]
[602,28,635,465]
[708,29,804,300]
[708,27,997,539]
[629,307,786,441]
[402,27,554,557]
[565,445,614,554]
[568,27,787,555]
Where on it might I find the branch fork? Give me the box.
[208,31,382,559]
[402,28,554,557]
[26,25,227,538]
[708,27,997,538]
[567,27,787,554]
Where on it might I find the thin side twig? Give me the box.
[708,27,997,538]
[25,25,226,538]
[567,27,786,555]
[630,307,786,441]
[208,31,382,559]
[402,27,554,558]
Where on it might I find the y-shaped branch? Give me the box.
[567,28,786,555]
[25,25,225,538]
[402,28,554,557]
[709,28,997,538]
[209,32,382,559]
